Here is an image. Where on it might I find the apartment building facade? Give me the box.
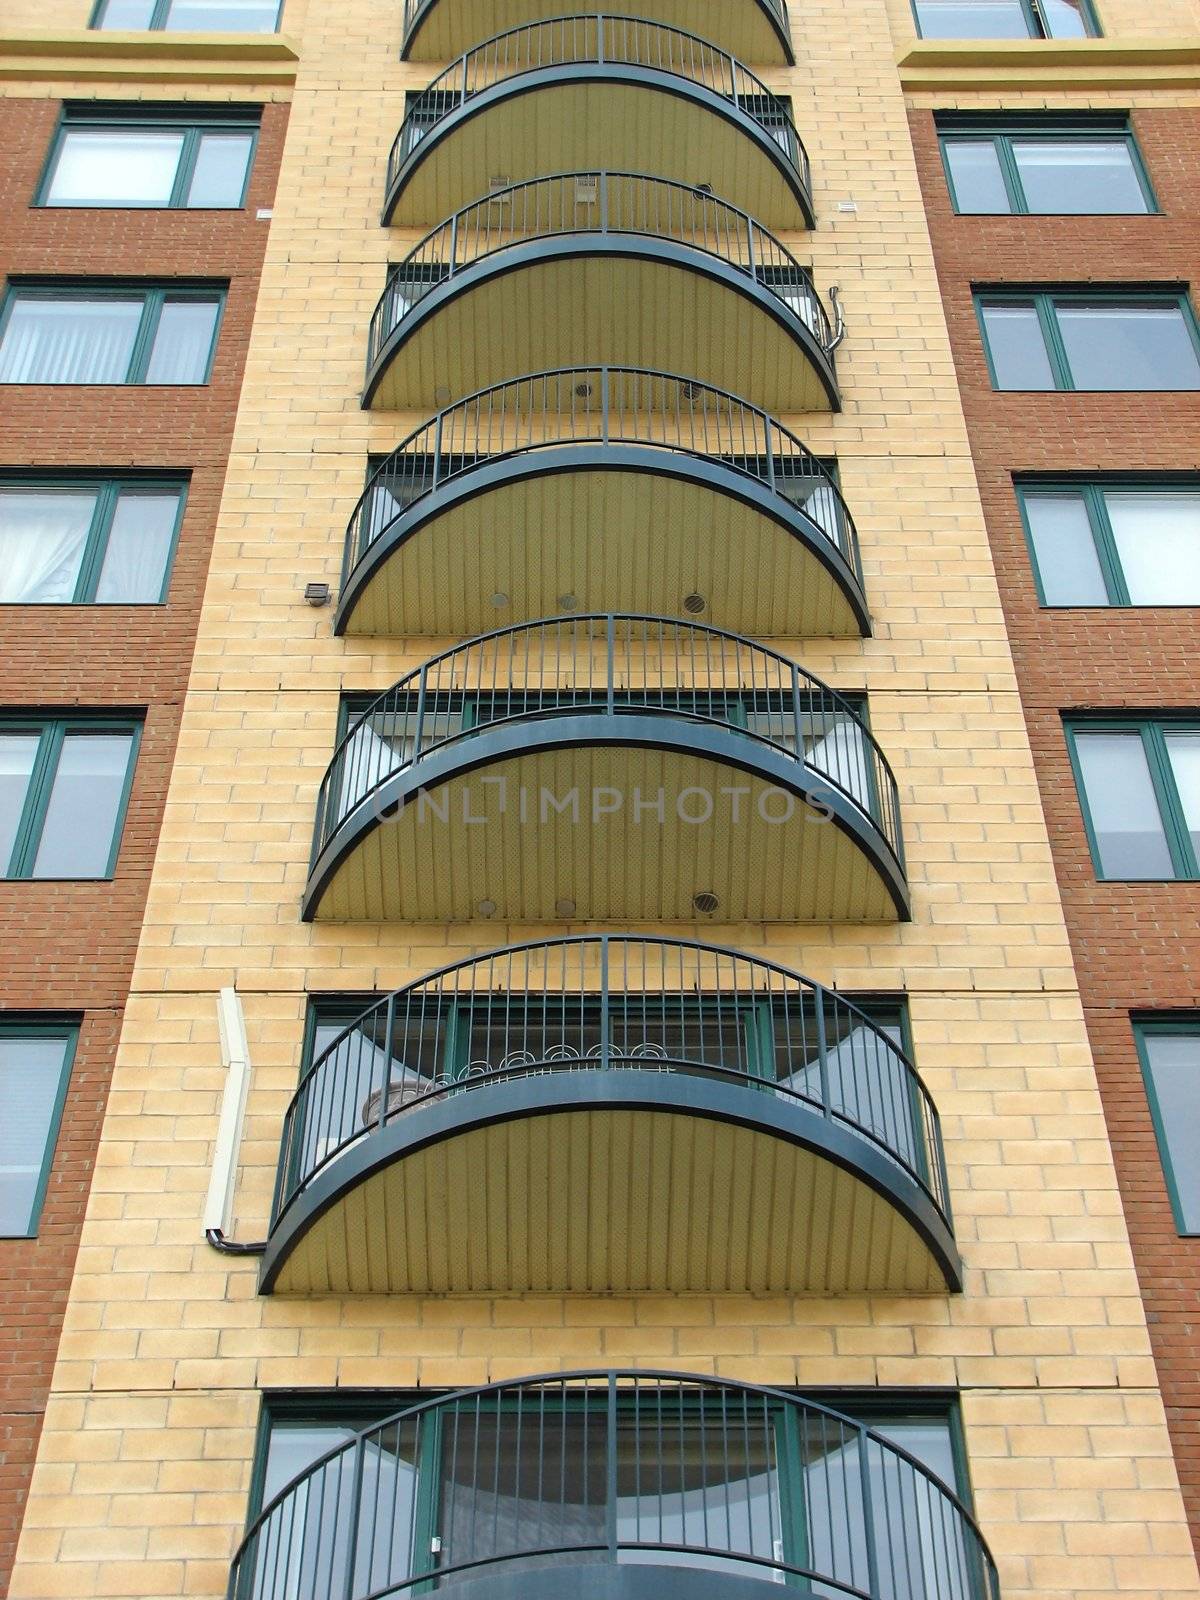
[0,0,1198,1596]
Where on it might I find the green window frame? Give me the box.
[90,0,284,30]
[911,0,1099,39]
[1065,716,1200,881]
[1133,1017,1200,1236]
[0,1018,79,1237]
[1017,478,1200,607]
[0,474,187,605]
[0,282,226,386]
[938,118,1154,215]
[974,288,1200,391]
[38,107,260,210]
[0,717,141,880]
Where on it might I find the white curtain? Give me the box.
[0,298,142,384]
[0,489,95,602]
[805,714,873,812]
[144,300,219,384]
[165,0,280,29]
[0,1036,68,1233]
[47,131,181,206]
[94,492,178,603]
[1107,492,1200,604]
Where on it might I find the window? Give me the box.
[0,285,224,385]
[1134,1020,1200,1234]
[976,291,1200,391]
[91,0,282,31]
[0,477,185,604]
[249,1390,971,1583]
[41,109,257,209]
[0,1021,77,1236]
[1020,481,1200,606]
[912,0,1097,37]
[1066,718,1200,880]
[0,719,139,879]
[940,121,1151,214]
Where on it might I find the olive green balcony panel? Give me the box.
[341,369,865,637]
[401,0,794,66]
[386,20,811,226]
[302,616,907,925]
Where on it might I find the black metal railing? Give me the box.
[387,16,808,188]
[343,365,860,592]
[229,1371,1001,1600]
[269,935,951,1234]
[367,172,831,377]
[399,0,793,56]
[308,614,902,870]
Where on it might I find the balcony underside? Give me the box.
[303,717,909,923]
[260,1073,961,1295]
[386,74,811,228]
[336,448,869,638]
[403,0,794,65]
[364,245,837,414]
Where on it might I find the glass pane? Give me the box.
[0,1036,69,1234]
[943,139,1011,212]
[0,297,142,384]
[46,131,183,206]
[32,733,133,878]
[144,299,220,384]
[163,0,280,27]
[1039,0,1092,35]
[263,1422,360,1504]
[0,735,39,874]
[1073,731,1175,878]
[1022,491,1109,605]
[1142,1032,1200,1231]
[980,303,1056,389]
[1106,492,1200,604]
[1164,733,1200,870]
[915,0,1033,37]
[0,488,96,603]
[186,132,254,206]
[1012,139,1147,214]
[94,0,156,23]
[94,491,179,603]
[1057,304,1200,391]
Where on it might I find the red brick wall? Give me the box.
[0,93,289,1594]
[909,103,1200,1551]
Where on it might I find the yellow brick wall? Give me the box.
[7,0,1200,1596]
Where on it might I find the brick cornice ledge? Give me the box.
[897,36,1200,91]
[0,28,298,85]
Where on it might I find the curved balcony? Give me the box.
[400,0,794,66]
[302,614,908,925]
[384,18,811,228]
[260,936,959,1295]
[340,367,866,639]
[365,174,837,413]
[230,1373,999,1599]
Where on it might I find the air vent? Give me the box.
[683,593,706,615]
[693,892,719,915]
[679,381,703,404]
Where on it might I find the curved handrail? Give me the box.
[343,365,861,592]
[400,0,793,57]
[269,934,951,1234]
[367,171,832,376]
[228,1370,1001,1600]
[386,15,808,192]
[308,612,902,871]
